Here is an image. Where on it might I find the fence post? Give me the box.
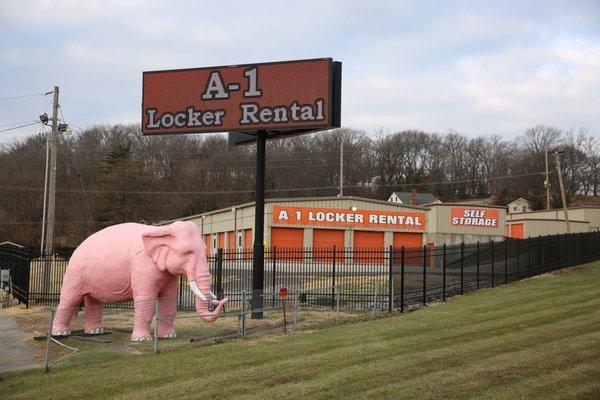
[216,248,223,302]
[537,236,542,274]
[241,290,247,339]
[442,244,447,302]
[293,293,299,331]
[44,308,55,372]
[178,276,184,311]
[332,245,336,309]
[372,285,378,319]
[491,240,495,287]
[476,241,480,289]
[527,236,533,278]
[335,286,340,325]
[271,246,276,308]
[580,232,584,263]
[388,245,393,313]
[516,239,520,280]
[587,231,592,262]
[504,239,508,285]
[153,299,159,354]
[460,242,464,295]
[422,245,427,306]
[400,247,405,313]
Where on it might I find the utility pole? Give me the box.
[43,86,59,291]
[40,137,50,255]
[339,140,344,197]
[554,150,571,234]
[45,86,59,256]
[544,144,551,210]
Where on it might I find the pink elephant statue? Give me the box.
[51,221,228,341]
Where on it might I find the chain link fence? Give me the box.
[0,285,378,378]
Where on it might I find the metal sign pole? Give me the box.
[252,131,267,319]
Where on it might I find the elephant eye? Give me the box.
[184,251,193,260]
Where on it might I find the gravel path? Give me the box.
[0,316,42,375]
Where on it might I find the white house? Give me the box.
[507,198,533,214]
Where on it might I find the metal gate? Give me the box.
[0,243,31,307]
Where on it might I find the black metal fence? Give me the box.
[2,231,600,311]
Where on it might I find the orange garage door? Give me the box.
[510,223,524,239]
[271,227,303,248]
[313,229,345,261]
[244,229,253,250]
[393,232,423,265]
[354,230,384,263]
[393,232,422,250]
[271,227,304,260]
[227,231,235,250]
[217,232,225,250]
[243,229,253,259]
[204,234,211,255]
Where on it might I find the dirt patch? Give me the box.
[550,266,585,275]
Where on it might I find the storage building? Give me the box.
[505,206,600,238]
[174,196,429,254]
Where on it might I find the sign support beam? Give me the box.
[252,130,267,319]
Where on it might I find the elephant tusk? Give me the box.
[209,291,218,300]
[189,281,208,302]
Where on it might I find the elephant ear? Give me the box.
[142,226,175,271]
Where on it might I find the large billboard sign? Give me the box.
[273,205,426,231]
[142,58,341,136]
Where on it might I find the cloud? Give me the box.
[0,0,599,142]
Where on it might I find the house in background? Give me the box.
[388,190,440,206]
[507,198,533,214]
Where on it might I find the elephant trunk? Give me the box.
[189,271,227,323]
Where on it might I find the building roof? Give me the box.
[424,202,507,210]
[390,191,439,205]
[507,218,588,223]
[507,197,533,206]
[449,197,495,206]
[161,195,430,224]
[508,206,600,216]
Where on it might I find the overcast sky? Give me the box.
[1,0,599,143]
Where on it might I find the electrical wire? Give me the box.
[55,106,97,233]
[0,121,39,133]
[0,121,38,127]
[0,171,551,196]
[0,92,51,101]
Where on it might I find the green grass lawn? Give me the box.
[2,263,600,400]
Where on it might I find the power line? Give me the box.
[0,92,51,101]
[0,121,40,133]
[58,106,97,233]
[0,121,38,127]
[0,171,550,196]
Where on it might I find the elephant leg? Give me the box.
[52,295,83,336]
[131,297,156,341]
[84,296,104,334]
[157,278,178,338]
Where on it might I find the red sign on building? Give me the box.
[450,208,499,227]
[273,205,426,231]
